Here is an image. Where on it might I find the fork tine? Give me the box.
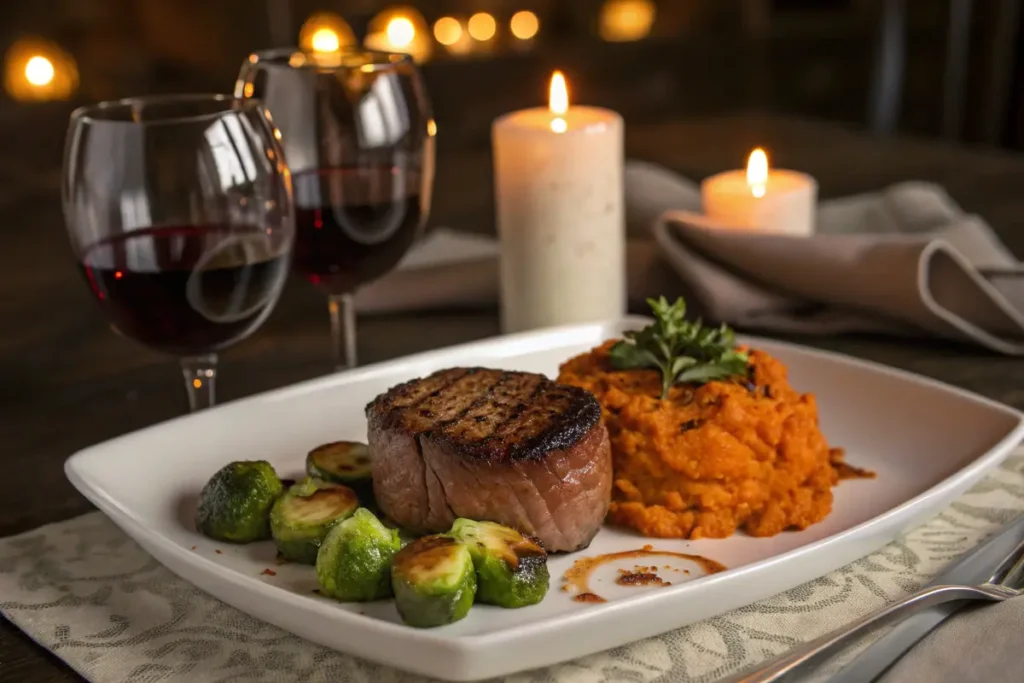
[996,549,1024,590]
[989,537,1024,586]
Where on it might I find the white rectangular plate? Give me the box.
[65,318,1024,681]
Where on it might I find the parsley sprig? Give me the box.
[608,297,750,398]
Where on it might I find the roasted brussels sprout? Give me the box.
[195,460,284,543]
[449,518,550,608]
[391,535,476,628]
[315,508,401,601]
[270,477,358,564]
[306,441,373,500]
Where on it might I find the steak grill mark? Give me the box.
[369,368,602,462]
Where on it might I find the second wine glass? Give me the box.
[236,48,435,371]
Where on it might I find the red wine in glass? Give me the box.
[79,225,290,356]
[237,48,433,371]
[291,167,423,295]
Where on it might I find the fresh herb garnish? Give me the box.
[608,296,749,398]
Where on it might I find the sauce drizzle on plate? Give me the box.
[562,544,726,603]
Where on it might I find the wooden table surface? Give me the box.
[4,113,1024,681]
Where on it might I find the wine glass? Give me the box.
[236,48,435,371]
[62,94,294,411]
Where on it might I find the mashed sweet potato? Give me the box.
[558,341,849,539]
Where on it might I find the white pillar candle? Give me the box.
[492,71,625,333]
[701,148,817,236]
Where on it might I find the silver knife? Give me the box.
[829,513,1024,683]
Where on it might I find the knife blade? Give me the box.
[829,513,1024,683]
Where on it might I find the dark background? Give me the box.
[3,0,1024,158]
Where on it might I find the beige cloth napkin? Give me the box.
[3,450,1023,683]
[630,160,1024,354]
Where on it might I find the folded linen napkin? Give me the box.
[2,450,1024,683]
[630,160,1024,353]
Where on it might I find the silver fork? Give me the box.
[718,539,1024,683]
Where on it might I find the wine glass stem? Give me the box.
[328,293,357,371]
[181,354,218,412]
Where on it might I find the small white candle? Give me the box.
[701,148,817,236]
[492,71,625,333]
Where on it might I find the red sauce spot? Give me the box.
[215,549,223,555]
[573,592,606,603]
[190,545,197,551]
[261,568,277,576]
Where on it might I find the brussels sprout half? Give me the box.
[316,508,401,602]
[449,518,550,608]
[270,478,358,564]
[195,460,284,543]
[306,441,373,500]
[391,535,476,628]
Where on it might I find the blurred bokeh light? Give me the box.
[433,16,463,46]
[4,37,78,101]
[468,12,497,42]
[510,11,540,41]
[365,6,433,62]
[299,12,356,53]
[599,0,656,42]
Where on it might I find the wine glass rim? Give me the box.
[70,94,265,126]
[245,47,414,71]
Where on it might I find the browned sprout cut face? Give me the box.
[306,441,374,502]
[270,478,359,564]
[449,518,549,608]
[391,535,477,628]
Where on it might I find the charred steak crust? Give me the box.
[365,367,602,463]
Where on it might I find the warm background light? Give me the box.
[510,11,540,40]
[366,6,432,62]
[467,12,497,41]
[599,0,656,42]
[299,12,356,53]
[433,16,463,46]
[4,37,78,102]
[386,17,416,47]
[24,56,54,86]
[311,28,340,52]
[747,148,769,198]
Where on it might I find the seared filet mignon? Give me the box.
[366,368,612,552]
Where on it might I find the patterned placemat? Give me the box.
[3,449,1023,683]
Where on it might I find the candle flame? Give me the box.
[549,71,568,115]
[747,148,768,198]
[549,71,568,133]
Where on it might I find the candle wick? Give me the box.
[551,116,567,134]
[751,183,766,199]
